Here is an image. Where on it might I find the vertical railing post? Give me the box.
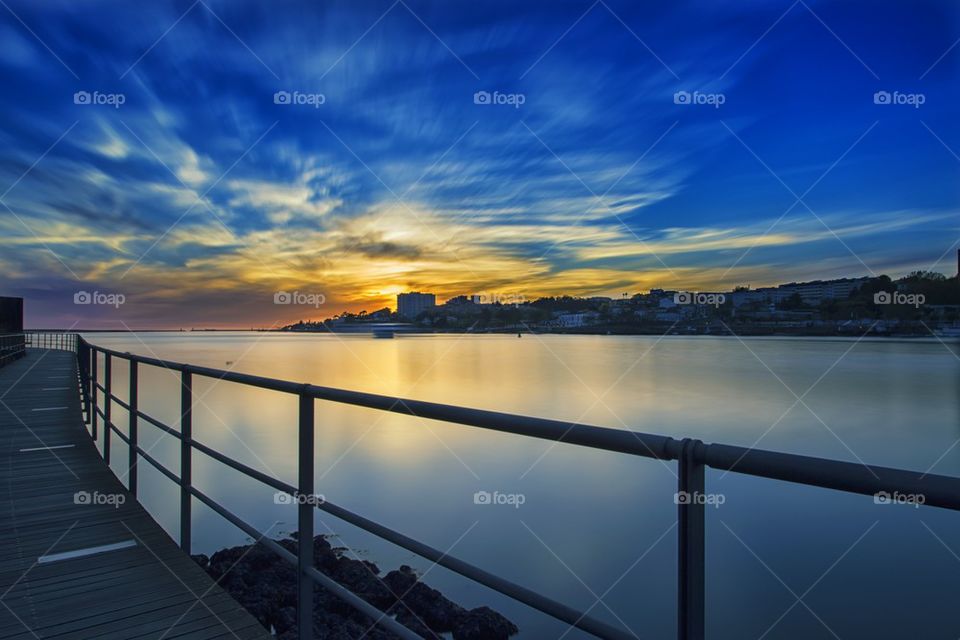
[180,368,192,554]
[129,360,139,497]
[91,350,98,441]
[298,391,315,640]
[77,341,88,424]
[84,342,90,423]
[103,353,112,465]
[678,439,705,640]
[85,345,93,426]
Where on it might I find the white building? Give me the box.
[732,278,870,307]
[555,311,601,328]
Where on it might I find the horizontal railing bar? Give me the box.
[109,421,131,445]
[102,394,180,440]
[86,344,679,461]
[303,384,678,460]
[703,444,960,511]
[115,397,290,494]
[135,444,182,485]
[301,565,424,640]
[188,485,423,640]
[191,438,293,494]
[136,409,183,439]
[310,498,634,639]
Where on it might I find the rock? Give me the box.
[196,536,518,639]
[383,566,466,631]
[393,608,443,639]
[453,606,520,640]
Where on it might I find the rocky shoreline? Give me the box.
[192,534,519,639]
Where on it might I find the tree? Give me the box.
[904,270,947,282]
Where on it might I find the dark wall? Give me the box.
[0,297,24,333]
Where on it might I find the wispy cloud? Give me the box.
[0,0,956,327]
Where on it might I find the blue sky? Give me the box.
[0,0,958,327]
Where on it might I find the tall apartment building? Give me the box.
[397,292,436,319]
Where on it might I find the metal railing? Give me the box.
[25,331,78,352]
[25,333,960,640]
[0,333,26,368]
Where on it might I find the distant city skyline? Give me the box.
[0,1,957,328]
[19,258,960,330]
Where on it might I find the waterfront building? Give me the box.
[731,277,870,307]
[397,292,436,318]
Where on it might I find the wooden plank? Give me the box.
[0,349,272,640]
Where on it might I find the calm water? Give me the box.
[85,332,960,639]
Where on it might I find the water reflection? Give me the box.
[87,332,960,639]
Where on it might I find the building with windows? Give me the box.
[0,296,24,369]
[397,292,436,319]
[731,277,870,307]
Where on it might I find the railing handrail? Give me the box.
[26,333,960,640]
[23,332,76,355]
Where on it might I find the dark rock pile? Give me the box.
[192,535,518,640]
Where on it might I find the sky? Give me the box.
[0,0,958,328]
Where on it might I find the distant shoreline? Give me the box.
[26,327,960,340]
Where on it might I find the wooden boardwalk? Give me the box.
[0,349,272,640]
